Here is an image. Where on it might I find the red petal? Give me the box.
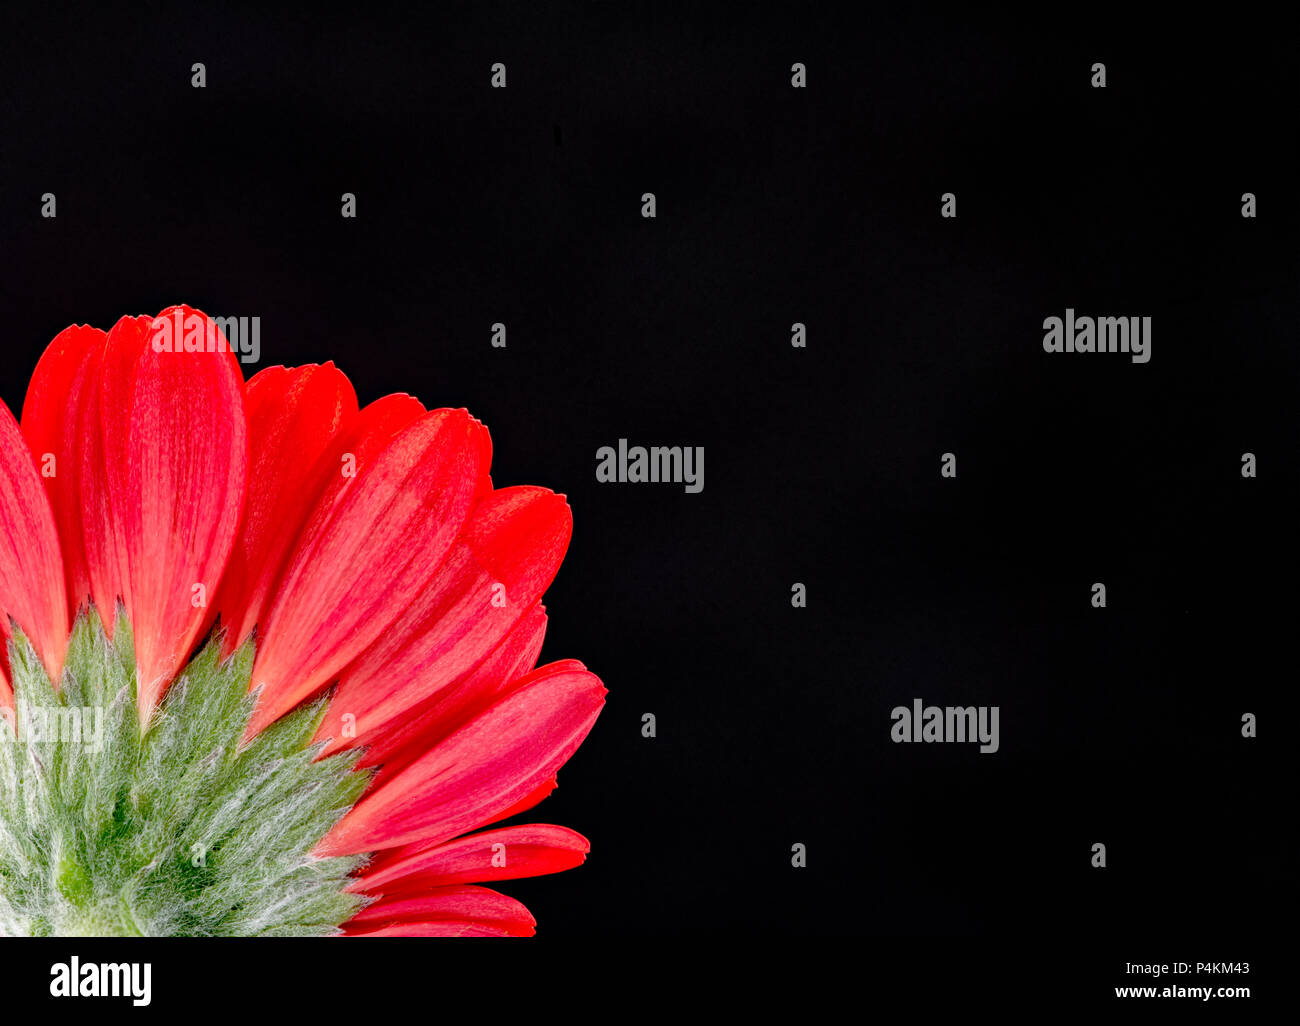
[314,486,570,756]
[352,823,589,895]
[342,921,524,937]
[210,364,358,655]
[77,308,248,722]
[341,885,535,937]
[20,324,107,619]
[0,400,69,689]
[481,775,559,827]
[340,601,548,772]
[76,329,122,633]
[315,660,604,855]
[245,407,489,736]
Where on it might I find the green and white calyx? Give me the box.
[0,610,371,937]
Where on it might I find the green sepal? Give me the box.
[0,609,373,937]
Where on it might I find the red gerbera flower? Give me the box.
[0,305,605,937]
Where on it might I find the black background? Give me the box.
[0,2,1291,955]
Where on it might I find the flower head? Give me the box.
[0,306,605,937]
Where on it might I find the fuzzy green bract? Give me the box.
[0,610,371,936]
